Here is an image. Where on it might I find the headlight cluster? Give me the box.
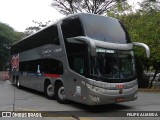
[90,94,100,102]
[85,82,107,94]
[133,84,138,90]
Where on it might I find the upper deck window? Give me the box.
[11,25,60,55]
[61,16,84,41]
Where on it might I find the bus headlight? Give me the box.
[133,84,138,90]
[90,94,100,102]
[86,83,92,89]
[86,83,107,94]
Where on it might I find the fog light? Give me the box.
[134,85,138,90]
[90,94,100,102]
[115,97,125,102]
[134,93,138,99]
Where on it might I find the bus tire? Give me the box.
[56,83,68,104]
[44,82,56,99]
[16,78,21,89]
[12,76,16,85]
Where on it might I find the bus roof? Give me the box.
[12,13,117,46]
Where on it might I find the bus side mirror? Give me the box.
[132,42,150,58]
[67,38,85,44]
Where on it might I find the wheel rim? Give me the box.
[17,80,19,87]
[47,84,54,96]
[58,86,65,100]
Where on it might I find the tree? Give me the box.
[107,0,132,17]
[25,20,52,35]
[119,12,160,88]
[0,22,24,70]
[51,0,126,15]
[136,0,160,88]
[107,0,160,88]
[138,0,160,13]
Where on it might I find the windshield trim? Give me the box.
[89,49,135,82]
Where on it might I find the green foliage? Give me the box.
[51,0,127,15]
[107,1,160,88]
[138,0,160,13]
[107,1,132,17]
[25,20,52,35]
[108,1,160,65]
[121,12,160,87]
[0,22,24,70]
[119,11,160,64]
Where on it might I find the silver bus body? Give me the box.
[10,13,150,105]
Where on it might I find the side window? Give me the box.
[19,61,34,72]
[19,62,26,72]
[37,25,60,46]
[11,25,60,55]
[43,59,63,74]
[74,57,85,75]
[19,59,63,74]
[61,16,87,55]
[19,60,43,73]
[61,16,88,77]
[69,55,86,76]
[61,16,84,40]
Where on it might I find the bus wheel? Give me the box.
[56,83,68,104]
[16,78,21,89]
[44,82,56,99]
[12,76,15,85]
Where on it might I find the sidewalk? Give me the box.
[0,72,2,81]
[138,80,160,92]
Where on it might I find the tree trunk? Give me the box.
[149,67,158,88]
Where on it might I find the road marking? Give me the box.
[58,117,78,120]
[58,117,94,120]
[15,107,38,111]
[79,118,94,120]
[1,106,13,110]
[5,106,95,120]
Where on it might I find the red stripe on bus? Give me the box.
[44,74,60,78]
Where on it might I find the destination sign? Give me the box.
[96,48,115,53]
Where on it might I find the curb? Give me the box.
[138,88,160,92]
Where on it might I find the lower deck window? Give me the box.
[19,59,63,74]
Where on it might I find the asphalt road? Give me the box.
[0,80,160,120]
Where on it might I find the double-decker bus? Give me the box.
[10,13,150,105]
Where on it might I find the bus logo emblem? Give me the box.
[42,49,52,55]
[116,84,124,89]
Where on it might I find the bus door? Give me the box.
[65,53,88,101]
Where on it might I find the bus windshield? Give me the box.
[90,48,135,82]
[83,14,131,44]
